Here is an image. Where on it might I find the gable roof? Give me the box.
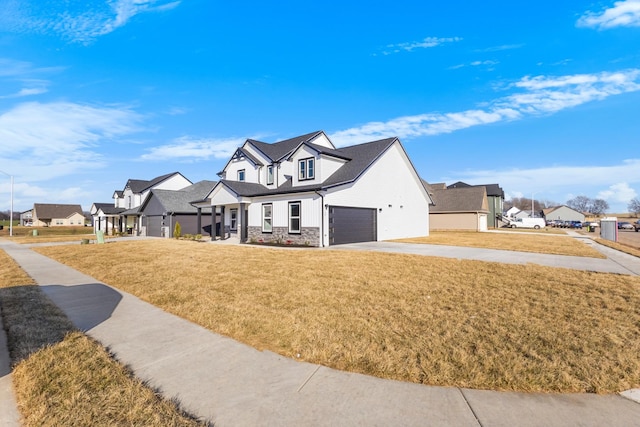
[124,172,187,194]
[33,203,83,219]
[246,130,325,162]
[143,180,217,214]
[447,181,504,198]
[542,205,583,216]
[214,137,399,198]
[92,203,125,215]
[429,186,489,213]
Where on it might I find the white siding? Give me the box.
[319,155,347,182]
[309,133,334,149]
[153,174,192,191]
[211,185,244,206]
[323,142,429,244]
[290,145,320,187]
[248,193,321,229]
[225,159,260,184]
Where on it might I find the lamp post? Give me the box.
[531,192,536,218]
[0,170,13,237]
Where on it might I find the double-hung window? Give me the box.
[266,165,274,185]
[298,158,315,181]
[289,202,301,234]
[237,169,245,182]
[262,204,273,233]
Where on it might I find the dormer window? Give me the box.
[298,158,315,181]
[238,169,245,182]
[267,165,274,185]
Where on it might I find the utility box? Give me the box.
[600,217,618,242]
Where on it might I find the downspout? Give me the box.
[315,191,325,247]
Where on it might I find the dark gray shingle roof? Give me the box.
[429,186,489,213]
[247,131,324,162]
[125,172,186,193]
[93,203,125,215]
[216,137,398,197]
[147,180,217,213]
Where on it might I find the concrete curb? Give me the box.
[0,313,21,426]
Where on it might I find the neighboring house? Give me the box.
[542,205,585,223]
[194,130,432,246]
[92,172,193,235]
[138,180,217,237]
[505,207,530,220]
[20,209,33,226]
[447,182,505,228]
[425,182,490,231]
[90,203,125,235]
[32,204,85,227]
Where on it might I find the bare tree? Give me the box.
[629,198,640,217]
[590,199,609,216]
[567,195,591,212]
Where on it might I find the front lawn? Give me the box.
[36,240,640,394]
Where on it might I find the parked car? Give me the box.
[568,220,582,229]
[618,221,634,230]
[635,220,640,232]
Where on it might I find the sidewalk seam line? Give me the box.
[457,388,483,427]
[297,365,321,392]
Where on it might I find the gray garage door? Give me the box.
[329,206,377,245]
[144,216,164,237]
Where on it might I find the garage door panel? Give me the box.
[329,206,376,245]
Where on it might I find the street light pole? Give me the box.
[0,170,13,237]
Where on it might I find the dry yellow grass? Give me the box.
[13,333,206,427]
[0,249,207,426]
[595,239,640,258]
[36,240,640,393]
[396,231,605,258]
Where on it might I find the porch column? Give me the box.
[196,207,202,235]
[239,202,247,243]
[220,206,226,240]
[211,205,217,241]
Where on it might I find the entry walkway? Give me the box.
[1,239,640,426]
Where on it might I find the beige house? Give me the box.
[32,204,86,227]
[426,183,490,231]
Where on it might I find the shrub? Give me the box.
[173,222,181,239]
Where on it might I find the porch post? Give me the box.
[196,207,202,235]
[239,202,247,243]
[220,206,226,240]
[211,205,217,241]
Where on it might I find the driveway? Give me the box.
[332,239,640,276]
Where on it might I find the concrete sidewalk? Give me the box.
[1,240,640,426]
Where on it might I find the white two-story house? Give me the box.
[197,130,431,247]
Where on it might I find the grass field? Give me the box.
[0,249,207,426]
[35,239,640,394]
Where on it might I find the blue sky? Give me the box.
[1,0,640,213]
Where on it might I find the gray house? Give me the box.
[138,180,217,237]
[542,205,585,223]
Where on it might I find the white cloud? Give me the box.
[0,0,181,44]
[330,69,640,145]
[140,136,247,161]
[597,182,638,203]
[0,58,60,98]
[474,44,524,53]
[0,101,145,180]
[578,0,640,29]
[449,60,499,70]
[379,36,462,55]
